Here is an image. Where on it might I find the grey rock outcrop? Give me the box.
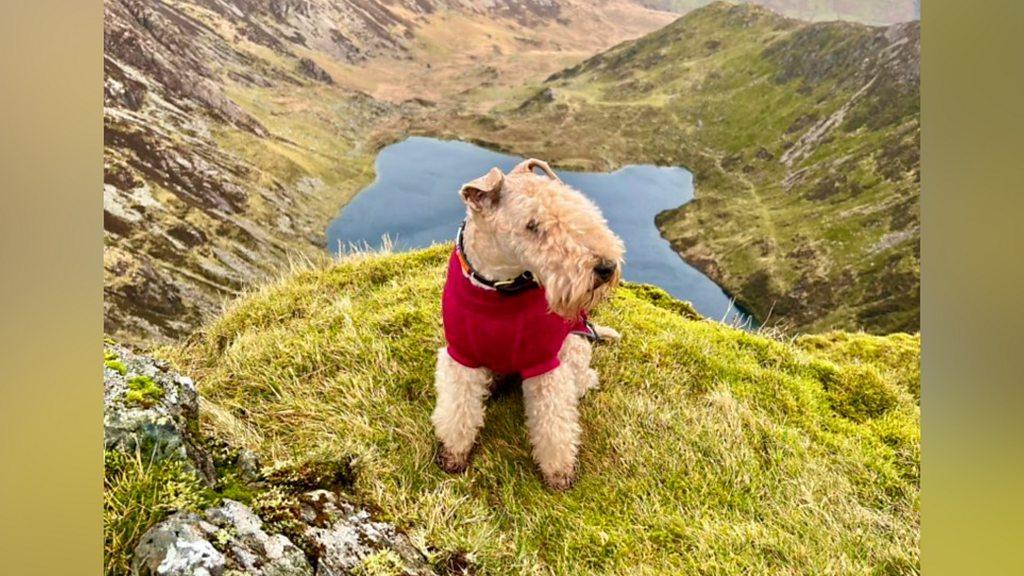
[104,343,215,484]
[133,493,436,576]
[296,490,433,575]
[133,500,311,576]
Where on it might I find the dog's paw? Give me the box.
[592,324,621,342]
[543,470,577,491]
[436,445,469,474]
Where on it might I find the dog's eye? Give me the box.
[525,219,539,233]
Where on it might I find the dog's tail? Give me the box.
[590,323,622,342]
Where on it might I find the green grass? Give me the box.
[171,244,919,575]
[104,450,214,576]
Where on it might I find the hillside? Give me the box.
[420,2,920,334]
[103,0,674,344]
[142,244,921,575]
[639,0,919,25]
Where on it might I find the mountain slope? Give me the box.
[103,0,674,344]
[170,244,919,574]
[640,0,919,25]
[421,2,919,334]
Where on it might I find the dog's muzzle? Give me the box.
[593,259,617,285]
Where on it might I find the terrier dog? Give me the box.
[431,158,624,490]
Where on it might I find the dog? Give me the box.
[431,158,624,490]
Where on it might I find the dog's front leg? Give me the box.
[431,348,491,473]
[522,364,581,490]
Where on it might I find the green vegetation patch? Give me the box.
[104,450,214,576]
[105,360,128,375]
[125,375,164,408]
[173,245,920,575]
[105,350,128,375]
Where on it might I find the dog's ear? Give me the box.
[460,167,504,211]
[510,158,561,182]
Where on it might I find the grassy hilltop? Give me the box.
[164,245,919,575]
[422,3,920,335]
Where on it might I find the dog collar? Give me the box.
[455,221,541,295]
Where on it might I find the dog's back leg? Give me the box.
[431,348,492,473]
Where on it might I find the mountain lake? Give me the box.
[327,137,756,328]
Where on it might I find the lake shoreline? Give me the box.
[327,137,758,328]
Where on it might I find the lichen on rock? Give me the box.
[133,500,312,576]
[104,343,215,484]
[133,493,435,576]
[295,490,433,576]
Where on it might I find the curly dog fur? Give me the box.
[431,158,624,490]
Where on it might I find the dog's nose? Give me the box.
[594,259,617,283]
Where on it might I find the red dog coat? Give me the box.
[442,249,593,378]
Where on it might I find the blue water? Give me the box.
[327,137,756,328]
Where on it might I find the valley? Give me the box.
[104,0,919,342]
[416,3,920,333]
[103,0,675,344]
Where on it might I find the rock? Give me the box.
[104,343,215,484]
[237,449,262,483]
[297,57,334,84]
[133,500,312,576]
[132,513,226,576]
[133,494,436,576]
[517,86,555,110]
[296,490,433,575]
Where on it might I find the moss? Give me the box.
[125,375,164,408]
[820,364,902,422]
[215,473,258,505]
[105,359,128,375]
[354,550,406,576]
[250,486,304,539]
[622,282,701,319]
[262,457,354,492]
[170,246,920,575]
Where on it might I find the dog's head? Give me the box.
[460,159,625,319]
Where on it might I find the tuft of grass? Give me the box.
[104,450,214,576]
[171,245,920,575]
[125,375,164,408]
